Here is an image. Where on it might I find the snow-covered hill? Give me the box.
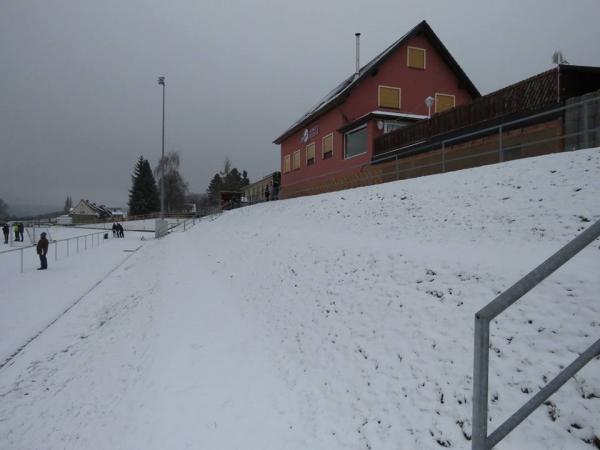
[1,149,599,450]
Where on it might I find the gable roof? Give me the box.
[273,20,480,145]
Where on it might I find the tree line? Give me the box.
[128,153,251,215]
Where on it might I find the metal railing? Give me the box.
[472,218,600,449]
[279,95,599,200]
[1,230,111,273]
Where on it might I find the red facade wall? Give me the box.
[279,34,476,195]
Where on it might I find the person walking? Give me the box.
[36,232,49,270]
[18,223,24,242]
[2,223,8,244]
[13,223,19,241]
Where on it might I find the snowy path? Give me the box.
[0,232,148,365]
[0,232,307,450]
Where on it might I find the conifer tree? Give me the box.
[128,156,160,216]
[207,174,223,206]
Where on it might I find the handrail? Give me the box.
[0,230,111,273]
[472,218,600,449]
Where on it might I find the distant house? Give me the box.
[70,199,114,223]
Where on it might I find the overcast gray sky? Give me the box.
[1,0,599,211]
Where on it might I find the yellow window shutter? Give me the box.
[435,93,455,113]
[322,133,333,157]
[284,155,291,172]
[293,150,300,169]
[306,143,315,162]
[407,47,426,69]
[378,86,401,109]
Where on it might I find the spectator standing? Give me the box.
[2,223,9,244]
[117,223,124,238]
[112,223,117,237]
[36,232,49,270]
[18,223,24,242]
[272,181,280,200]
[13,223,19,241]
[264,183,271,202]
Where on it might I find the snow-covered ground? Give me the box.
[0,149,599,449]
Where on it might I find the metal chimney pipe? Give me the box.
[355,33,361,77]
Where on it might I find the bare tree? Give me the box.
[154,151,188,213]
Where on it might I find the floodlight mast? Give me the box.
[158,76,166,220]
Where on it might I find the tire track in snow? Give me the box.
[0,245,144,372]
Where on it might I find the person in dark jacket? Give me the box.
[18,223,24,242]
[117,223,124,238]
[2,223,8,244]
[112,223,117,237]
[37,232,49,270]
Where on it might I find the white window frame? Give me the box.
[344,125,368,160]
[322,132,334,159]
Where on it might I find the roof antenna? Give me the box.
[355,33,361,79]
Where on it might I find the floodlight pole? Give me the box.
[158,76,166,219]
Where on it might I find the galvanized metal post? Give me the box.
[20,248,23,273]
[498,127,503,162]
[54,241,57,261]
[85,235,87,250]
[67,239,69,256]
[472,316,490,450]
[77,237,79,253]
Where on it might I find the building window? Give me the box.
[284,154,291,173]
[344,126,367,159]
[435,93,455,113]
[407,46,426,69]
[383,121,406,134]
[293,149,301,170]
[378,86,401,109]
[306,142,315,166]
[322,133,333,159]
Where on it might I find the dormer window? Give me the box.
[407,46,426,69]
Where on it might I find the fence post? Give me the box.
[54,241,58,261]
[472,315,491,450]
[67,238,70,256]
[20,248,23,273]
[498,126,504,163]
[77,237,79,253]
[85,235,87,250]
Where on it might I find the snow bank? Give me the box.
[0,149,598,449]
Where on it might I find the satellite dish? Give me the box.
[377,120,384,130]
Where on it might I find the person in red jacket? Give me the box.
[36,232,49,270]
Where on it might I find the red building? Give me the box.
[273,21,480,198]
